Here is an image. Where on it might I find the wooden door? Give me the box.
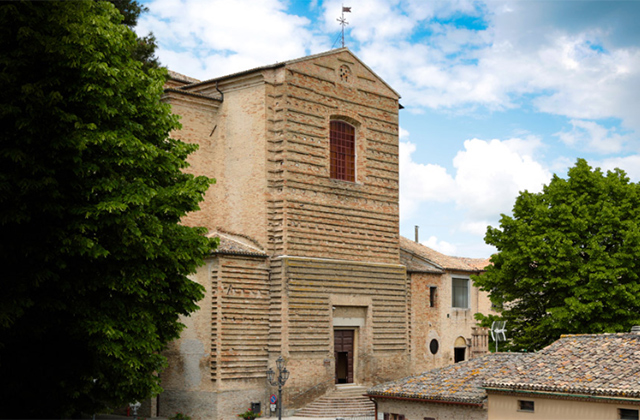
[334,329,354,384]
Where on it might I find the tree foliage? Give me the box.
[0,2,214,417]
[474,159,640,352]
[106,0,161,71]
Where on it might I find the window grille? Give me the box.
[330,120,355,182]
[518,400,535,412]
[620,409,639,420]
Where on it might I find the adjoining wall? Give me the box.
[159,254,270,420]
[167,76,270,249]
[377,398,487,420]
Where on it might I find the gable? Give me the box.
[285,48,401,100]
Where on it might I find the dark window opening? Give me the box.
[330,120,355,182]
[454,347,466,363]
[429,286,437,307]
[620,409,639,420]
[518,400,535,412]
[429,339,439,355]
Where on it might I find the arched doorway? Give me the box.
[454,336,467,363]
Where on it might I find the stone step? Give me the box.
[295,386,375,418]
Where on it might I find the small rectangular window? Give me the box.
[518,400,534,412]
[429,286,437,307]
[452,278,469,308]
[620,409,639,420]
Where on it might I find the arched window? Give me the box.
[330,120,355,182]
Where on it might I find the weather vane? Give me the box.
[337,4,351,48]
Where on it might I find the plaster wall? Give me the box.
[377,398,487,420]
[488,393,640,420]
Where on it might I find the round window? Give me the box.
[429,339,439,355]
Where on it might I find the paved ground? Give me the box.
[93,415,339,420]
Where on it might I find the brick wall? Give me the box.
[267,51,401,263]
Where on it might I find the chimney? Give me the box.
[415,225,419,243]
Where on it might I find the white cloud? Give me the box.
[595,155,640,182]
[141,0,640,138]
[320,0,416,44]
[138,0,325,79]
[555,119,630,154]
[400,136,551,231]
[343,1,640,136]
[452,137,551,220]
[399,141,456,219]
[422,236,457,256]
[459,220,491,237]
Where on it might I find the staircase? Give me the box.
[295,385,375,418]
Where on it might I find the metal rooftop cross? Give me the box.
[337,5,351,48]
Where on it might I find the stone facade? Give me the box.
[158,49,493,420]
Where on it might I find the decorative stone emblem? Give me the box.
[338,64,351,83]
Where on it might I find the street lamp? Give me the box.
[267,355,289,420]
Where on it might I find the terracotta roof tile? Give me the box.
[367,353,526,405]
[167,70,201,84]
[484,333,640,399]
[399,236,489,272]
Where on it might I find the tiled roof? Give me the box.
[162,88,222,102]
[484,333,640,399]
[207,231,267,257]
[400,253,443,274]
[399,236,490,273]
[180,48,400,98]
[167,70,201,84]
[367,353,526,405]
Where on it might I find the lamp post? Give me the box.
[267,355,289,420]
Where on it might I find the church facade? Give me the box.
[157,49,491,420]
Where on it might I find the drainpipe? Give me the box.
[215,81,224,102]
[368,396,378,420]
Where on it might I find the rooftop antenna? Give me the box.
[490,321,507,352]
[337,4,351,48]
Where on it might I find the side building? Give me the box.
[368,330,640,420]
[401,236,493,374]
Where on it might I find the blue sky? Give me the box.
[137,0,640,258]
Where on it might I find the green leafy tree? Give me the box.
[474,159,640,352]
[106,0,161,71]
[0,2,215,417]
